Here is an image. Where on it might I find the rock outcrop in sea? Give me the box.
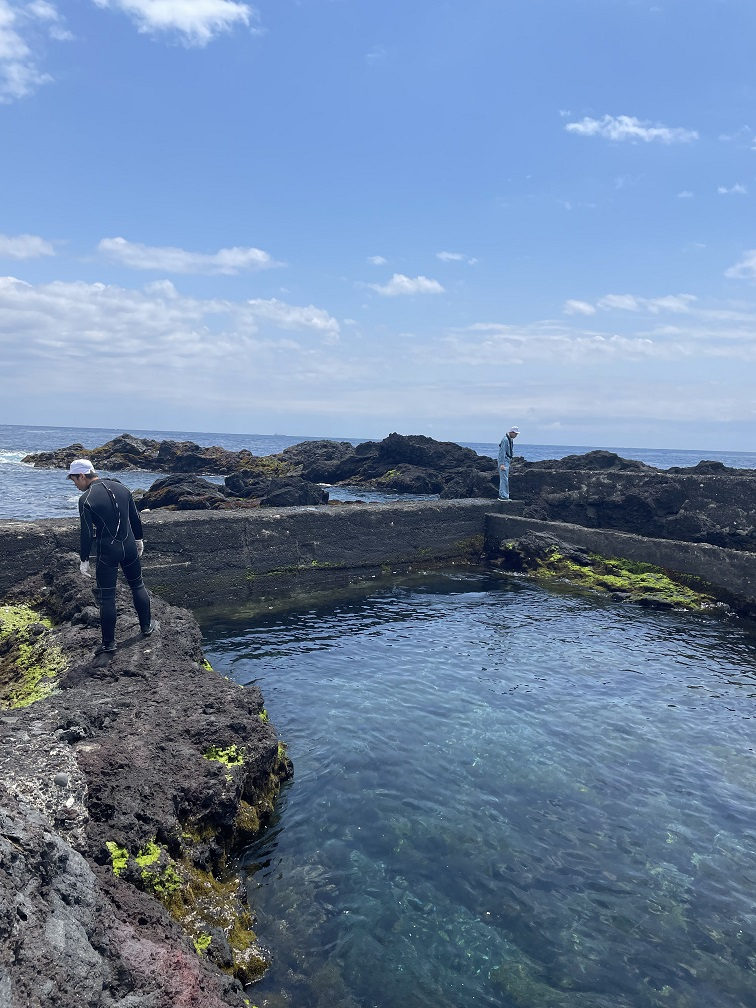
[0,554,292,1007]
[23,432,501,504]
[22,435,756,552]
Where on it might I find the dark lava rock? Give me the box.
[23,432,501,502]
[376,433,495,472]
[154,440,259,475]
[0,553,292,1006]
[276,440,357,481]
[22,442,91,468]
[493,531,591,572]
[23,434,162,472]
[440,468,498,500]
[519,450,653,473]
[90,434,162,471]
[24,436,262,476]
[139,474,229,510]
[272,433,498,498]
[225,472,328,507]
[370,464,445,495]
[516,456,756,553]
[667,459,732,474]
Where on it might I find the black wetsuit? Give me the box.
[78,478,151,644]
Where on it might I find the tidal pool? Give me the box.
[200,572,756,1008]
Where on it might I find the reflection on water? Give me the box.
[201,574,756,1008]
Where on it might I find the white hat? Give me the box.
[509,426,520,434]
[66,459,96,479]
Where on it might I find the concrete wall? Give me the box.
[0,500,501,609]
[4,500,756,616]
[486,513,756,614]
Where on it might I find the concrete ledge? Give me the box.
[1,499,520,608]
[486,513,756,613]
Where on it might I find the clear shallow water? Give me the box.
[3,423,756,521]
[201,574,756,1008]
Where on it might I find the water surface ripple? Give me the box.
[202,575,756,1008]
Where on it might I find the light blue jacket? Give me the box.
[498,435,514,466]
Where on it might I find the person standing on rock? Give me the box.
[498,427,519,500]
[67,459,155,656]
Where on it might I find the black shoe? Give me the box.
[141,620,159,638]
[94,641,116,656]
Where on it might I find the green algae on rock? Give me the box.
[492,535,719,611]
[0,602,67,709]
[203,744,247,766]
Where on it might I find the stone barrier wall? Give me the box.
[486,514,756,614]
[4,500,756,615]
[0,500,503,609]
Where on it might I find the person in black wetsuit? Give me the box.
[67,458,155,656]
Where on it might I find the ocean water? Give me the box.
[2,422,756,522]
[201,573,756,1008]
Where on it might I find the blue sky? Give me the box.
[0,0,755,450]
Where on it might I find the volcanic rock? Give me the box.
[225,473,329,508]
[516,456,756,553]
[138,474,230,510]
[0,552,292,1006]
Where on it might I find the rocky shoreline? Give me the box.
[21,435,756,558]
[0,554,292,1008]
[22,432,501,506]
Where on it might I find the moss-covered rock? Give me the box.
[492,534,719,610]
[0,602,67,708]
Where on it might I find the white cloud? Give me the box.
[563,299,596,316]
[718,126,756,150]
[725,251,756,281]
[367,255,386,266]
[365,44,386,64]
[368,273,444,296]
[0,275,340,374]
[677,191,694,199]
[0,0,70,101]
[595,293,696,314]
[436,251,477,265]
[439,303,756,371]
[242,297,340,337]
[91,0,255,46]
[97,236,280,274]
[0,233,55,258]
[717,184,748,195]
[0,274,373,424]
[565,114,698,144]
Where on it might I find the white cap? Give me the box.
[66,459,96,479]
[509,426,520,434]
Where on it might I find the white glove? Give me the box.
[79,561,92,578]
[135,540,144,557]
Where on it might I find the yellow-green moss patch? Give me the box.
[534,551,716,610]
[0,603,67,709]
[105,841,129,876]
[203,744,246,765]
[194,932,212,954]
